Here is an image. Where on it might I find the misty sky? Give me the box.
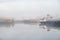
[0,0,60,18]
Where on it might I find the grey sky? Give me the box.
[0,0,60,18]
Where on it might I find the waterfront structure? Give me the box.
[40,18,60,31]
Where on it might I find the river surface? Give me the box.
[0,23,60,40]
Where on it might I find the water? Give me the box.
[0,23,60,40]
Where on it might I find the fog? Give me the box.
[0,0,60,40]
[0,0,60,18]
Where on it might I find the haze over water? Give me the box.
[0,0,60,40]
[0,23,60,40]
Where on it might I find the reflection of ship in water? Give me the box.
[40,20,60,31]
[39,14,60,31]
[0,18,14,27]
